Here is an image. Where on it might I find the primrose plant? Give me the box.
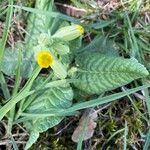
[34,24,84,79]
[21,25,85,149]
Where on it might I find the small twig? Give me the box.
[94,103,111,114]
[0,140,26,145]
[16,124,29,135]
[12,133,28,137]
[122,87,145,100]
[145,12,150,25]
[50,119,75,136]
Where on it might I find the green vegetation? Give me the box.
[0,0,150,149]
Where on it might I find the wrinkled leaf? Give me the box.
[79,36,119,57]
[1,48,36,78]
[24,77,73,149]
[72,52,149,94]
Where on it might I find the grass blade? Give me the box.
[0,0,13,66]
[65,84,150,113]
[14,84,150,120]
[0,67,40,121]
[0,0,13,100]
[88,19,116,29]
[12,5,79,23]
[10,134,19,150]
[144,128,150,150]
[7,49,22,134]
[123,121,128,150]
[0,72,10,99]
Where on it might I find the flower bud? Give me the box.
[52,25,84,41]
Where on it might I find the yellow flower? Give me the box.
[36,51,54,68]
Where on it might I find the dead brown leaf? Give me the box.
[72,109,97,143]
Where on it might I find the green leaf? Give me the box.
[25,131,39,150]
[78,36,119,57]
[51,57,67,79]
[144,128,150,150]
[72,52,149,94]
[1,48,36,78]
[24,78,73,149]
[25,0,55,51]
[88,19,116,29]
[53,42,70,55]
